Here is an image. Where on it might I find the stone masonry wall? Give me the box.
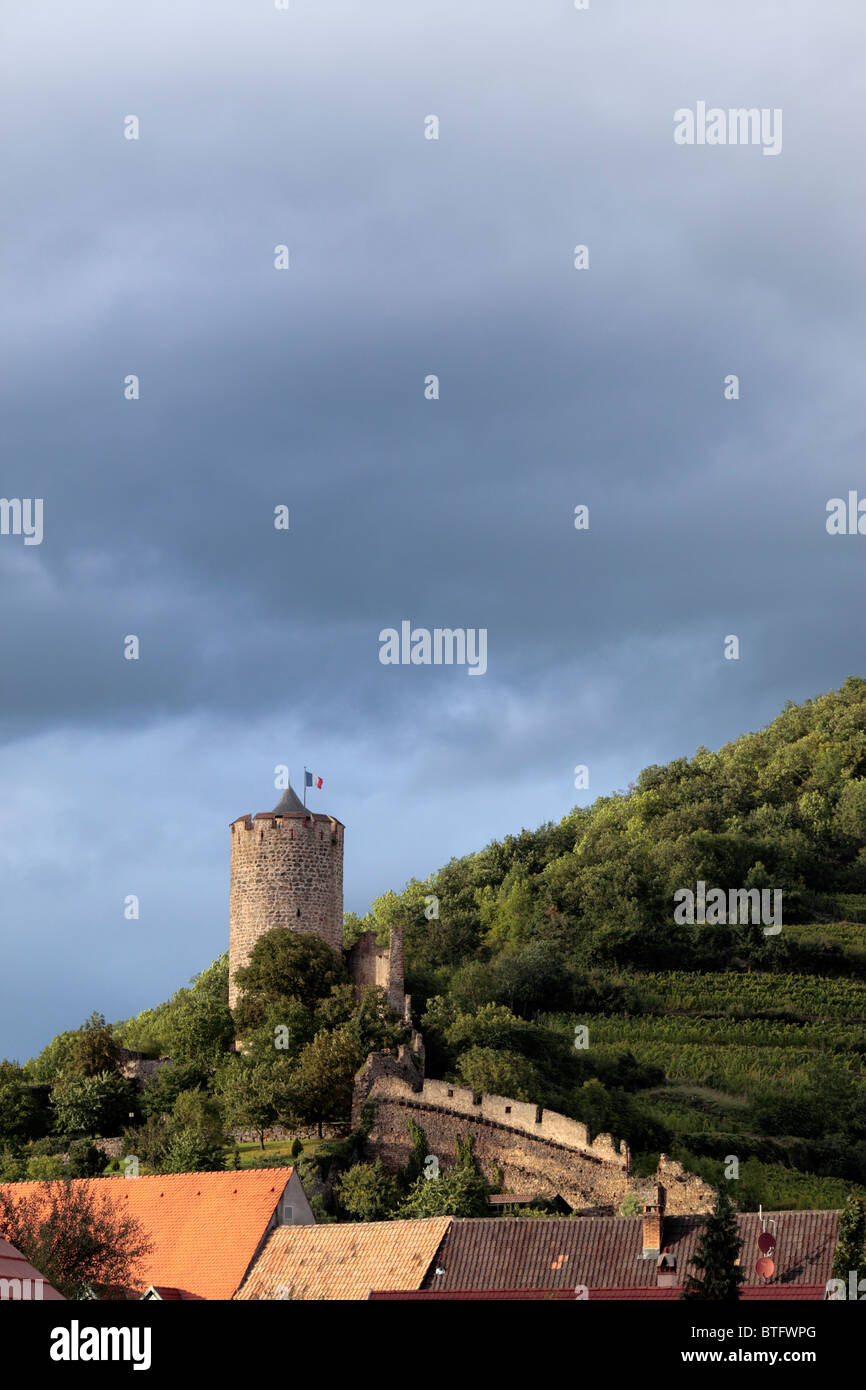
[388,927,406,1018]
[229,811,344,1009]
[357,1072,632,1211]
[228,1124,349,1145]
[118,1052,172,1087]
[656,1153,716,1216]
[345,927,406,1017]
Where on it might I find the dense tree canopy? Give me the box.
[344,679,866,995]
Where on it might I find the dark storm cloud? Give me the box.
[1,0,864,1057]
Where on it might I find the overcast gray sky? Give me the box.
[1,0,864,1062]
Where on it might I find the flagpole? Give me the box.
[303,767,307,808]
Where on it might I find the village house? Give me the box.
[0,1168,312,1301]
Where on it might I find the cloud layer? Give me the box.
[1,0,864,1059]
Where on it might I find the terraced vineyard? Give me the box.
[785,921,866,950]
[626,970,866,1019]
[543,962,866,1209]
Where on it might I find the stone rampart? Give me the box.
[357,1070,632,1211]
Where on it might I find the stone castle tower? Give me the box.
[229,781,406,1017]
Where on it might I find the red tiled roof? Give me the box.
[369,1284,826,1301]
[593,1285,827,1301]
[371,1288,584,1300]
[423,1212,839,1291]
[0,1170,295,1301]
[0,1236,66,1300]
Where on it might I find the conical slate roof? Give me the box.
[273,783,307,815]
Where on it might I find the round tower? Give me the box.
[229,782,344,1011]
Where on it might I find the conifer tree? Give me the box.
[681,1185,744,1300]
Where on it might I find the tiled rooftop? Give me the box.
[422,1212,839,1291]
[0,1236,66,1300]
[235,1218,452,1300]
[1,1169,295,1300]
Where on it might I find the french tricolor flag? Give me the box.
[305,770,323,790]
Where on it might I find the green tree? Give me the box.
[398,1133,491,1218]
[233,931,348,1034]
[239,997,320,1066]
[455,1046,540,1101]
[26,1154,68,1180]
[0,1062,40,1145]
[66,1013,120,1078]
[398,1163,490,1218]
[0,1147,27,1181]
[289,1027,365,1137]
[25,1031,78,1084]
[50,1072,137,1139]
[125,1089,225,1173]
[337,1160,401,1221]
[215,1055,290,1150]
[681,1186,744,1301]
[112,1007,167,1058]
[445,1003,531,1054]
[343,910,376,950]
[832,1194,866,1286]
[159,1128,222,1174]
[140,1059,209,1119]
[65,1139,105,1178]
[341,986,405,1056]
[161,1090,225,1171]
[161,957,235,1064]
[478,874,539,950]
[447,960,500,1014]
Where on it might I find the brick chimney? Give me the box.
[641,1183,665,1258]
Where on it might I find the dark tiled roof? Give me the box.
[273,785,307,815]
[370,1289,586,1300]
[369,1285,827,1301]
[423,1212,839,1292]
[594,1285,827,1301]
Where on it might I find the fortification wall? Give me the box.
[358,1072,631,1211]
[417,1079,625,1164]
[229,812,344,1009]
